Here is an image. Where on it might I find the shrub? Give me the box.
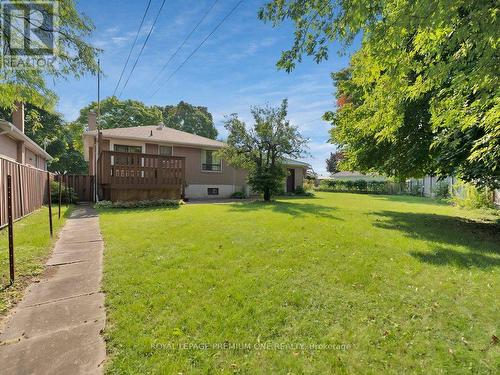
[433,181,450,199]
[316,179,393,194]
[353,179,367,191]
[303,178,315,191]
[231,191,247,199]
[451,181,494,209]
[95,199,182,209]
[50,180,78,204]
[408,182,423,196]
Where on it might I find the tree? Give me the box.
[76,97,162,129]
[154,101,218,139]
[0,0,99,110]
[326,151,344,175]
[0,104,87,174]
[220,100,307,201]
[48,121,88,174]
[259,0,499,188]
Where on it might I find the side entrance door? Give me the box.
[286,168,295,193]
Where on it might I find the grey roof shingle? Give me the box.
[84,125,225,148]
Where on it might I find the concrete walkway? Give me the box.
[0,205,106,374]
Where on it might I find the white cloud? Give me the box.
[111,36,130,46]
[227,37,278,60]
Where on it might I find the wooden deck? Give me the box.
[97,151,186,201]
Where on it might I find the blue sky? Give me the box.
[51,0,360,175]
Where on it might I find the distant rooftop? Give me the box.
[320,171,387,180]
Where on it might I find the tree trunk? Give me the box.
[263,188,271,201]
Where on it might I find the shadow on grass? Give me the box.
[372,210,500,268]
[228,200,341,219]
[368,194,449,206]
[410,245,500,268]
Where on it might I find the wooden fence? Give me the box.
[0,156,49,229]
[54,175,95,202]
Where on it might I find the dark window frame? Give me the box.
[207,188,219,196]
[159,145,173,156]
[113,144,143,154]
[201,150,222,172]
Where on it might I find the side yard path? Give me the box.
[0,204,106,374]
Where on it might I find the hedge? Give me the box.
[316,179,406,195]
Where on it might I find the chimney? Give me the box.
[12,101,24,133]
[88,111,97,131]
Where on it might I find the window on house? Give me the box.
[207,188,219,195]
[159,145,172,156]
[113,144,142,166]
[201,150,221,171]
[114,144,142,153]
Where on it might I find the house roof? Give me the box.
[283,158,310,168]
[84,125,225,149]
[0,120,52,160]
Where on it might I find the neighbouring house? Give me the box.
[0,102,53,228]
[0,102,52,169]
[83,112,309,201]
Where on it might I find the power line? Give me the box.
[111,0,243,127]
[118,0,168,98]
[151,0,220,86]
[150,0,243,98]
[112,0,153,97]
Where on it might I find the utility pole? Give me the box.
[95,58,101,203]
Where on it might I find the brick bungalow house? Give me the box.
[83,112,309,200]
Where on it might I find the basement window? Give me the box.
[207,188,219,196]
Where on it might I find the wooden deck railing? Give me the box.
[97,150,186,189]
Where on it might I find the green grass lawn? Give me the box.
[99,193,499,374]
[0,206,71,315]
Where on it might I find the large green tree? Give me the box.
[76,97,162,129]
[0,0,99,110]
[260,0,499,187]
[221,100,307,201]
[78,98,218,139]
[0,105,87,174]
[154,101,218,139]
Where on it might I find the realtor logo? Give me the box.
[1,0,59,70]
